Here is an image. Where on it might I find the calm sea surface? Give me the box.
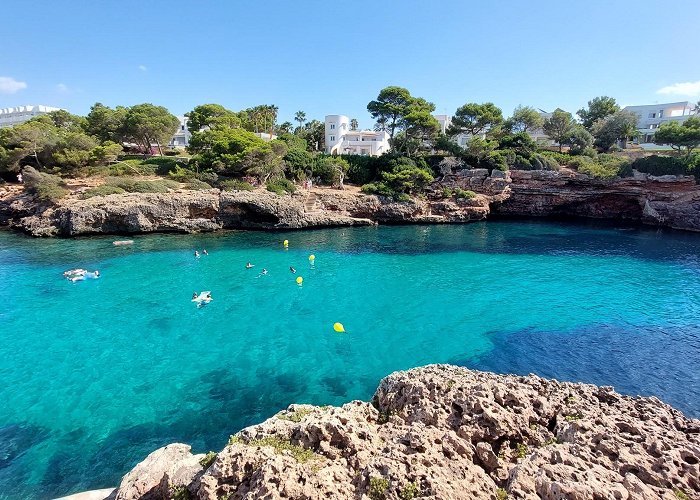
[1,221,699,499]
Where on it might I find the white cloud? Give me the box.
[56,83,69,93]
[0,76,28,94]
[138,65,147,72]
[656,80,700,97]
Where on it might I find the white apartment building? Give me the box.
[325,115,390,156]
[0,105,63,128]
[622,101,694,143]
[433,114,484,147]
[168,116,191,148]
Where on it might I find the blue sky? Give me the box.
[1,0,698,128]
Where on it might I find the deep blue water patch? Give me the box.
[465,323,700,418]
[1,220,700,499]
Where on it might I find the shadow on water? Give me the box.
[454,323,700,418]
[4,219,700,269]
[37,366,321,498]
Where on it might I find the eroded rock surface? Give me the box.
[114,365,700,499]
[495,169,700,231]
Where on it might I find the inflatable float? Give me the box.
[113,240,134,246]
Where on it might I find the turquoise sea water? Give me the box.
[1,220,700,499]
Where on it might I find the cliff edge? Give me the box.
[110,365,699,499]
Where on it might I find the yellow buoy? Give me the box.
[296,276,303,285]
[283,239,289,247]
[333,322,345,333]
[309,254,315,261]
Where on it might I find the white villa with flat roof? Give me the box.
[168,116,191,148]
[325,115,390,156]
[622,101,694,144]
[0,105,63,128]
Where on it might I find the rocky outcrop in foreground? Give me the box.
[112,365,699,499]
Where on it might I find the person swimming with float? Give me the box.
[246,262,254,269]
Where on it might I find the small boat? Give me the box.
[113,240,134,246]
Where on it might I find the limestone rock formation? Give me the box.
[114,365,700,499]
[3,167,700,236]
[495,169,700,231]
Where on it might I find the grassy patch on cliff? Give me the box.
[104,177,180,193]
[277,407,314,423]
[228,434,320,463]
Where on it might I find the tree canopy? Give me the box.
[186,104,240,132]
[543,109,576,152]
[122,104,180,154]
[505,105,544,133]
[654,117,700,157]
[577,96,620,130]
[591,110,638,151]
[448,102,503,137]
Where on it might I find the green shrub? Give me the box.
[247,436,319,463]
[629,155,689,177]
[22,167,69,203]
[171,485,192,500]
[219,179,254,191]
[184,179,212,190]
[164,149,181,156]
[266,178,296,195]
[496,488,508,500]
[80,185,126,199]
[199,451,217,468]
[399,482,419,500]
[538,150,570,166]
[454,188,476,199]
[368,476,390,500]
[168,165,197,182]
[516,443,528,459]
[142,156,188,175]
[277,407,313,423]
[105,177,179,193]
[674,489,690,500]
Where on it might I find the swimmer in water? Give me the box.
[246,262,254,269]
[203,249,208,255]
[289,266,296,274]
[192,292,198,300]
[258,268,268,277]
[194,250,200,258]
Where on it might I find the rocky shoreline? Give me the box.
[2,168,700,237]
[79,364,699,500]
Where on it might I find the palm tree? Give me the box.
[294,111,306,133]
[350,118,358,131]
[693,101,700,115]
[278,121,293,134]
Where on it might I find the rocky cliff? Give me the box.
[493,169,700,232]
[2,167,700,236]
[107,365,699,500]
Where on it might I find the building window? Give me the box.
[649,112,656,118]
[330,136,335,141]
[658,110,664,118]
[181,125,185,130]
[330,124,335,129]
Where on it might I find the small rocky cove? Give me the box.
[2,168,700,236]
[95,365,700,499]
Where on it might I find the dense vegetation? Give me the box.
[1,91,698,204]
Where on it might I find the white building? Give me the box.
[324,115,390,156]
[432,114,482,147]
[0,105,63,128]
[622,101,694,144]
[168,116,191,148]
